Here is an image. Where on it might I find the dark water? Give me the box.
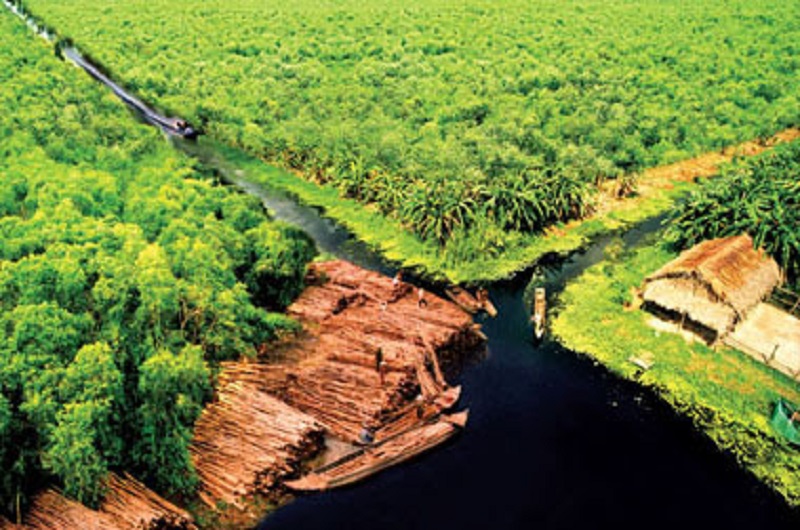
[8,3,797,525]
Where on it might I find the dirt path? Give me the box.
[594,127,800,217]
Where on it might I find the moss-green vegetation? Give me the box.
[23,0,800,266]
[552,240,800,506]
[208,139,691,282]
[666,141,800,283]
[0,13,314,513]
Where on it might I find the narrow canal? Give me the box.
[4,3,799,527]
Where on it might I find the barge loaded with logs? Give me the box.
[2,260,484,527]
[0,261,485,530]
[189,260,486,514]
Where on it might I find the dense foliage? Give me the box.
[25,0,800,254]
[667,141,800,282]
[0,15,314,513]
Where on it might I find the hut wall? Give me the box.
[642,277,737,338]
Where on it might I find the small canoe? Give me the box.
[532,287,546,340]
[445,287,497,317]
[286,410,469,492]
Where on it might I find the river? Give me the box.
[5,3,800,527]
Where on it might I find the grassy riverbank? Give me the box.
[211,139,691,283]
[552,240,800,506]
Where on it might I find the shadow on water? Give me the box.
[7,2,797,523]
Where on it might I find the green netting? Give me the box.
[771,399,800,447]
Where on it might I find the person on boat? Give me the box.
[175,119,188,130]
[358,424,375,445]
[418,287,428,308]
[532,312,544,339]
[791,410,800,423]
[378,300,388,320]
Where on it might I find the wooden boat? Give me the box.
[532,287,546,340]
[375,385,461,442]
[445,287,497,317]
[285,410,469,491]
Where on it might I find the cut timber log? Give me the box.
[445,287,497,317]
[285,410,469,492]
[190,380,324,509]
[100,473,197,530]
[19,476,196,530]
[375,386,461,441]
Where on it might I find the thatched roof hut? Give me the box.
[642,234,781,342]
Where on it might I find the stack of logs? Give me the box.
[190,380,324,509]
[281,260,483,441]
[7,473,194,530]
[188,259,485,511]
[99,473,196,530]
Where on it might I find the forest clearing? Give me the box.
[1,0,800,528]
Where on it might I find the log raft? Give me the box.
[190,260,485,507]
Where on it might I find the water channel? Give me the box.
[4,3,800,528]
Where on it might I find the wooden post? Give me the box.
[770,344,779,363]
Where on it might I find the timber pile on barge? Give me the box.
[190,260,484,506]
[283,260,482,441]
